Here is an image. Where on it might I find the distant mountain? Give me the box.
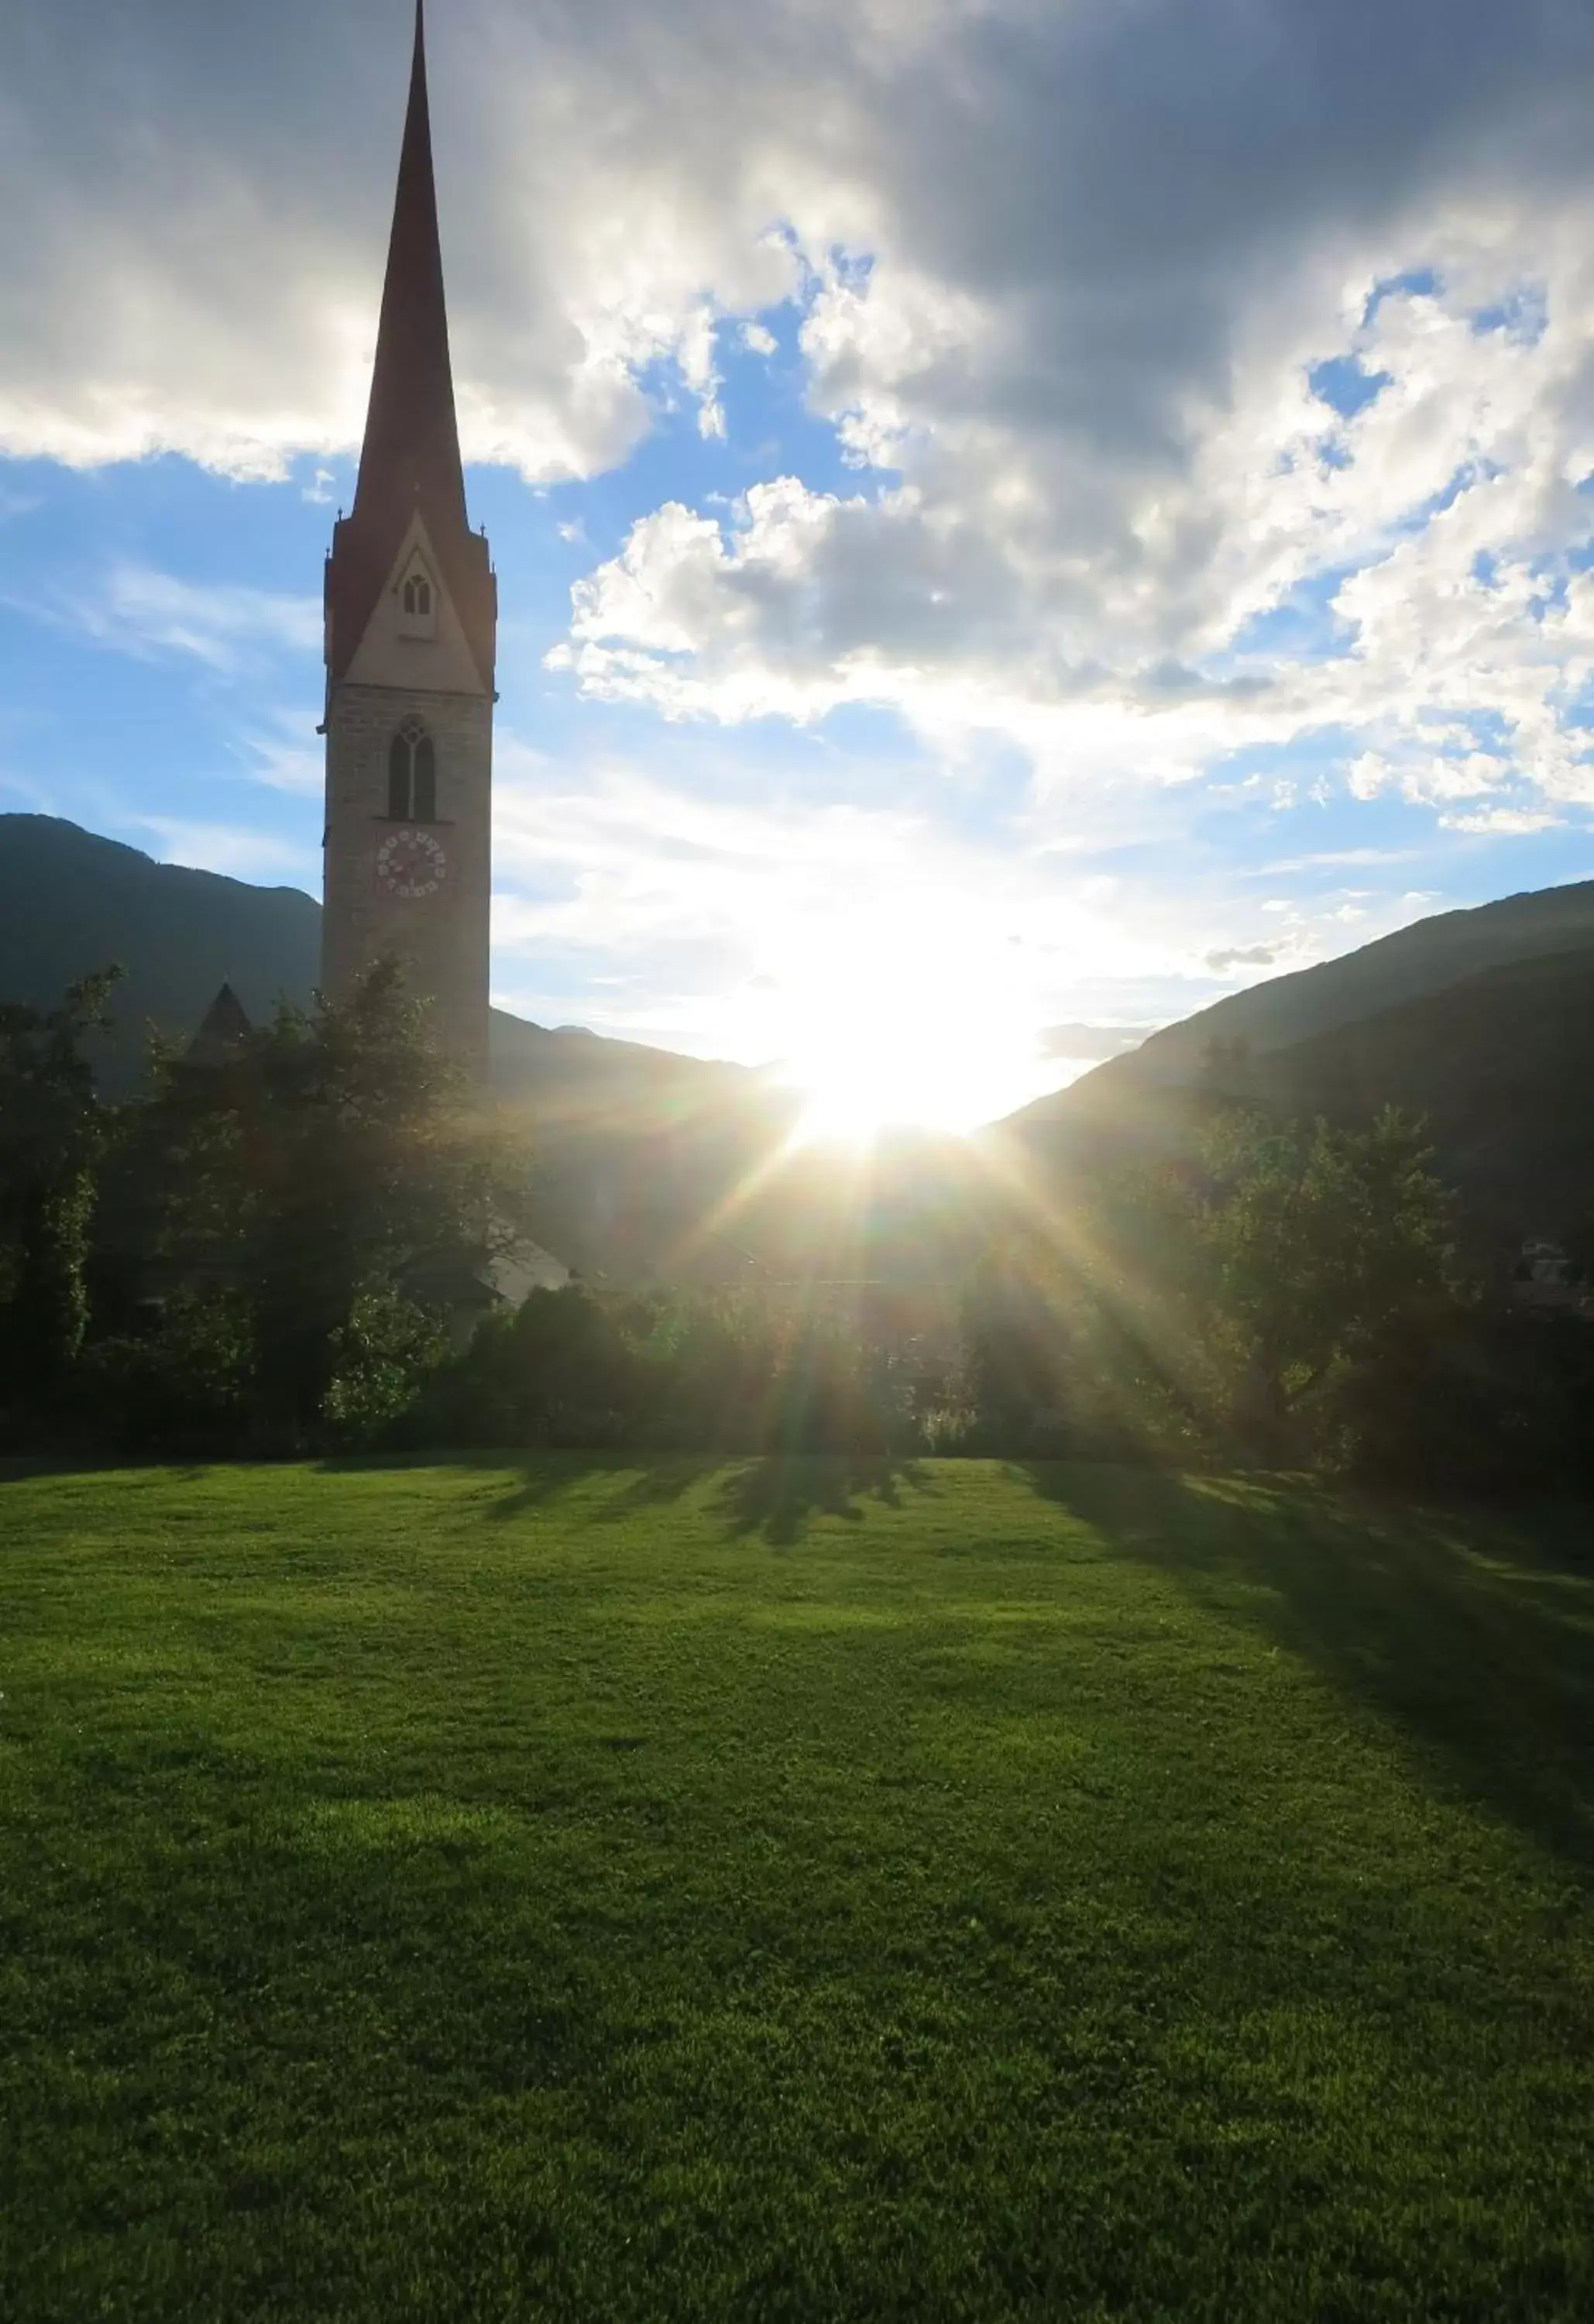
[1245,946,1594,1241]
[1010,878,1594,1133]
[487,1009,800,1281]
[0,815,321,1085]
[16,810,1594,1266]
[0,813,752,1098]
[1000,882,1594,1242]
[0,813,799,1278]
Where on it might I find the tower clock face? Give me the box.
[376,827,448,899]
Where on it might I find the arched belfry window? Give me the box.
[387,717,436,822]
[397,558,438,639]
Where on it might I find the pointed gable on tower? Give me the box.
[187,982,253,1066]
[324,0,495,697]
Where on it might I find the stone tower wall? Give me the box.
[321,680,493,1073]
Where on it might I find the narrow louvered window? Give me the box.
[387,717,435,820]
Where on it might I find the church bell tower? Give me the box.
[321,0,495,1071]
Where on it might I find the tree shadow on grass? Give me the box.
[323,1448,933,1543]
[579,1456,725,1525]
[717,1453,936,1548]
[1017,1460,1594,1880]
[307,1448,719,1525]
[0,1455,222,1483]
[476,1452,718,1525]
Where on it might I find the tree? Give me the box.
[0,968,122,1397]
[960,1239,1076,1450]
[1188,1105,1460,1456]
[960,1106,1463,1469]
[137,961,530,1436]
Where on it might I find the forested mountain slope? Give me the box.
[0,813,796,1278]
[1012,877,1594,1133]
[1001,926,1594,1242]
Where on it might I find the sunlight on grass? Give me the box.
[2,1456,1593,2320]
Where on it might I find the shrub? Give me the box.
[400,1284,930,1456]
[75,1288,260,1456]
[321,1287,450,1449]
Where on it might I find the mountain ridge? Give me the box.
[0,811,759,1103]
[1008,875,1594,1132]
[9,810,1594,1256]
[0,812,795,1281]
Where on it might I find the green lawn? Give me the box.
[4,1458,1594,2322]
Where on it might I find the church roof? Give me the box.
[187,982,253,1064]
[325,0,496,693]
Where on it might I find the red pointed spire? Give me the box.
[352,0,466,534]
[326,0,496,690]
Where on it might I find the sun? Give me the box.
[781,994,1037,1143]
[745,900,1068,1143]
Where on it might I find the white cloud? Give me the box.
[486,731,1456,1112]
[0,0,809,480]
[1207,943,1283,975]
[7,0,1594,843]
[552,246,1594,834]
[1441,805,1564,834]
[0,766,55,811]
[49,564,321,676]
[238,710,324,796]
[131,816,308,881]
[1256,849,1424,873]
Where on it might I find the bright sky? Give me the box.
[4,0,1594,1132]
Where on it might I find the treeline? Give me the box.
[963,1106,1594,1494]
[2,968,1592,1494]
[2,965,517,1455]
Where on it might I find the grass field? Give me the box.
[3,1456,1594,2322]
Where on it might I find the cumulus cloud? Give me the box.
[1441,806,1565,834]
[1207,944,1282,974]
[8,0,1594,834]
[0,0,810,480]
[562,249,1594,816]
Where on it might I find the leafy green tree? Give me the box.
[0,968,122,1395]
[322,1287,451,1449]
[1186,1106,1461,1456]
[139,961,529,1436]
[78,1286,259,1454]
[960,1201,1213,1462]
[960,1241,1075,1451]
[962,1107,1462,1468]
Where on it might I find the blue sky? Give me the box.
[5,0,1594,1126]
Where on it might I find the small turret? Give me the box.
[186,982,253,1066]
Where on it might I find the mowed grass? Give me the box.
[4,1459,1594,2322]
